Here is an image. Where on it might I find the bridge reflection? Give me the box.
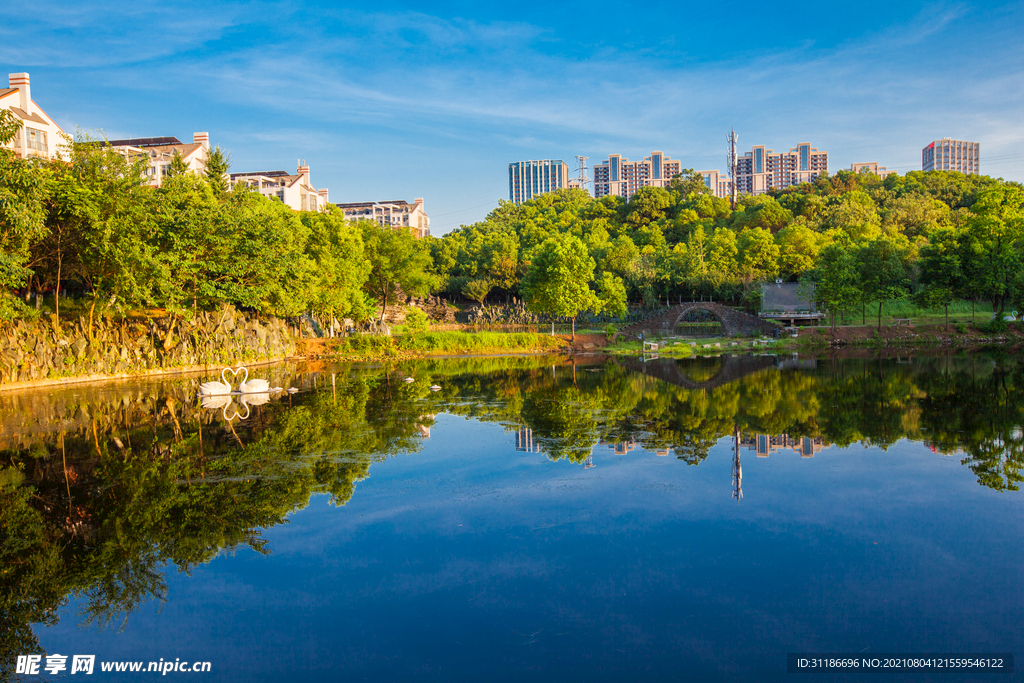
[616,354,795,390]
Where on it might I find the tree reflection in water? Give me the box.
[0,352,1021,677]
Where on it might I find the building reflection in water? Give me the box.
[602,439,637,456]
[516,426,541,453]
[740,432,827,458]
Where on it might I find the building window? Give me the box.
[26,128,47,154]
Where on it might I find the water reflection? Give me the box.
[0,352,1022,678]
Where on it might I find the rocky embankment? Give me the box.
[0,305,301,387]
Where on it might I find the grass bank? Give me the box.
[299,331,565,361]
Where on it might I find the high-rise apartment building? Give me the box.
[593,152,681,200]
[508,160,569,204]
[696,169,732,199]
[922,138,979,174]
[734,142,828,195]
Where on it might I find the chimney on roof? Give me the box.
[193,132,209,150]
[9,73,30,112]
[297,161,310,183]
[318,188,329,203]
[414,197,424,207]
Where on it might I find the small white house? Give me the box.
[230,161,328,212]
[0,72,68,160]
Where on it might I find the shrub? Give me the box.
[973,319,1007,335]
[404,307,430,333]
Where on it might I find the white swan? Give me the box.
[199,367,233,396]
[236,366,271,394]
[200,394,233,410]
[198,394,250,421]
[241,392,270,406]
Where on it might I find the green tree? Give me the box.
[594,271,628,317]
[167,150,191,178]
[737,227,780,281]
[462,278,492,305]
[204,146,231,194]
[301,207,371,328]
[521,235,598,339]
[806,242,861,330]
[0,110,49,319]
[856,236,910,329]
[960,186,1024,317]
[361,222,439,324]
[914,227,963,331]
[668,168,712,198]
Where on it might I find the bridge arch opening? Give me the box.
[674,307,724,337]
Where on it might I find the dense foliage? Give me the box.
[427,169,1024,323]
[3,125,1022,329]
[0,129,435,329]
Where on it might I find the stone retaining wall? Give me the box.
[0,305,302,386]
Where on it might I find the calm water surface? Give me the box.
[1,353,1022,682]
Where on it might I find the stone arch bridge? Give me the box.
[616,302,779,340]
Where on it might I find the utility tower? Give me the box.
[726,129,738,209]
[574,155,591,196]
[731,425,743,502]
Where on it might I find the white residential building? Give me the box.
[734,142,828,195]
[0,72,67,160]
[335,199,430,238]
[696,169,732,199]
[508,160,570,204]
[593,151,682,200]
[849,162,895,177]
[230,162,328,212]
[106,133,211,187]
[922,138,980,174]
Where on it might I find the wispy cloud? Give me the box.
[5,1,1020,227]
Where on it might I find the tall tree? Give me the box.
[360,222,438,324]
[0,110,50,319]
[301,207,371,327]
[914,227,963,331]
[856,236,910,329]
[806,242,861,330]
[204,146,231,194]
[667,168,712,198]
[166,150,191,178]
[521,235,598,339]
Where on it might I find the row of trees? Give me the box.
[3,114,1022,330]
[426,166,1023,324]
[0,115,436,331]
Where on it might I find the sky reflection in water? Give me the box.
[5,354,1022,682]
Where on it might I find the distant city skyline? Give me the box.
[2,0,1021,234]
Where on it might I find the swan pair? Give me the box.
[200,393,265,421]
[198,366,278,397]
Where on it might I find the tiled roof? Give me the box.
[9,107,48,126]
[106,136,183,147]
[0,88,16,99]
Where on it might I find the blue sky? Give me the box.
[2,0,1022,233]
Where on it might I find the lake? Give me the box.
[1,352,1021,682]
